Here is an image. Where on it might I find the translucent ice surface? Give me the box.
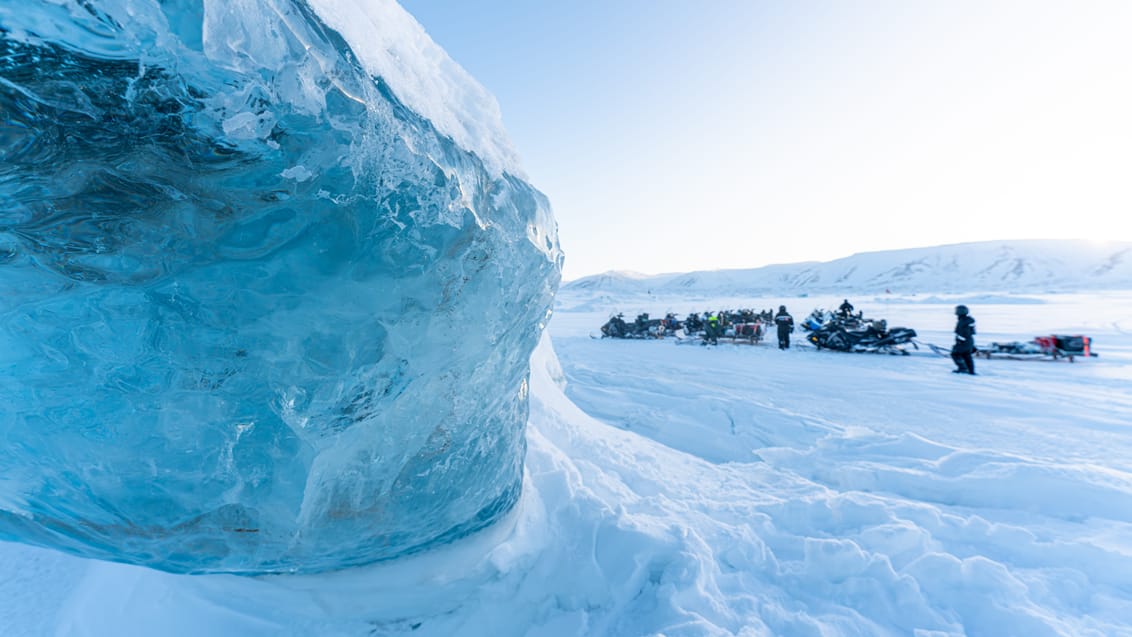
[0,0,560,574]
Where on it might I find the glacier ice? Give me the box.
[0,0,561,574]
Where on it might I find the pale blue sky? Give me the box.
[400,1,1132,280]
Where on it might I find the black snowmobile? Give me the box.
[599,312,666,339]
[683,312,704,335]
[807,319,918,355]
[633,312,666,338]
[600,313,632,338]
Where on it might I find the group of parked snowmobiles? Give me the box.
[597,303,1098,362]
[599,310,772,344]
[600,305,919,353]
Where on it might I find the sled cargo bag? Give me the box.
[1053,335,1088,355]
[1033,336,1058,354]
[736,324,761,337]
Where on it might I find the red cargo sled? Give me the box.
[979,335,1097,362]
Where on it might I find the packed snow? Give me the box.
[4,288,1132,636]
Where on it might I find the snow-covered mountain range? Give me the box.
[563,240,1132,296]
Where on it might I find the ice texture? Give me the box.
[0,0,561,574]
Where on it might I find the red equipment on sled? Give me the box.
[979,335,1097,362]
[726,322,764,344]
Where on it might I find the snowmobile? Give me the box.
[662,313,684,336]
[802,309,831,332]
[599,312,666,339]
[803,309,866,332]
[806,319,918,355]
[599,313,632,338]
[978,335,1097,362]
[633,313,667,338]
[683,312,705,334]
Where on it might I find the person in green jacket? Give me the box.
[704,312,721,345]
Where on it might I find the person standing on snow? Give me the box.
[704,312,721,345]
[951,304,976,375]
[838,298,854,318]
[774,305,794,350]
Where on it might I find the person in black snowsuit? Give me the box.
[951,304,976,374]
[838,299,854,318]
[774,305,794,350]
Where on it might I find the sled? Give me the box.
[675,326,764,346]
[720,323,765,344]
[927,335,1098,362]
[978,335,1097,362]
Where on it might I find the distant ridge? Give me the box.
[562,240,1132,296]
[565,270,653,290]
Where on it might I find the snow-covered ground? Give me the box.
[4,289,1132,636]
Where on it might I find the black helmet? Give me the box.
[779,305,786,312]
[955,304,969,316]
